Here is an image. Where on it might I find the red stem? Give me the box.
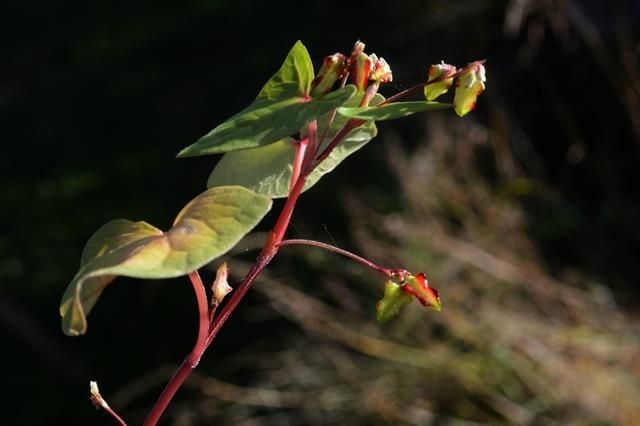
[290,137,308,193]
[102,405,127,426]
[144,162,310,425]
[313,120,362,167]
[206,171,308,346]
[142,60,454,420]
[313,82,379,168]
[278,238,409,280]
[143,271,209,426]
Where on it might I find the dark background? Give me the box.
[3,0,640,424]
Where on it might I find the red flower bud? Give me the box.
[349,51,372,91]
[310,53,347,97]
[400,273,441,311]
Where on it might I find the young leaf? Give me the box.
[257,40,314,101]
[177,40,356,157]
[59,186,272,336]
[207,93,383,198]
[337,101,450,121]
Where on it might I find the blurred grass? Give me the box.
[105,114,640,425]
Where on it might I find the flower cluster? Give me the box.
[310,41,393,97]
[425,60,486,117]
[376,273,441,323]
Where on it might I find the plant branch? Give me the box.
[290,137,308,194]
[380,83,425,105]
[101,405,127,426]
[90,381,128,426]
[312,119,362,167]
[313,82,379,168]
[301,120,318,176]
[143,271,209,426]
[205,171,310,348]
[278,238,409,281]
[96,135,319,426]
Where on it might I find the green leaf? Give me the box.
[207,93,383,198]
[59,186,272,336]
[337,101,451,121]
[177,41,356,157]
[257,40,314,101]
[178,86,355,158]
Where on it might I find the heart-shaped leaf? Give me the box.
[206,94,383,198]
[337,101,450,121]
[177,41,356,157]
[59,186,272,336]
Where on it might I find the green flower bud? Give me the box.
[453,61,486,117]
[424,62,457,101]
[376,280,413,323]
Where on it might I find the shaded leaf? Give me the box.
[60,186,272,336]
[177,41,356,157]
[207,93,383,198]
[337,101,450,121]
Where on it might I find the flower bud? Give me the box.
[401,273,441,311]
[370,54,393,84]
[350,40,366,58]
[89,381,109,410]
[310,53,347,97]
[211,262,232,304]
[349,51,372,91]
[424,62,457,101]
[453,61,486,117]
[376,280,413,323]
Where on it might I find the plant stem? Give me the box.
[278,238,408,280]
[144,169,310,426]
[313,119,362,167]
[90,381,128,426]
[290,137,308,193]
[305,119,319,162]
[143,271,209,426]
[205,174,308,347]
[206,168,312,348]
[313,82,378,168]
[103,406,127,426]
[380,83,425,105]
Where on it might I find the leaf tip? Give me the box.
[176,145,195,158]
